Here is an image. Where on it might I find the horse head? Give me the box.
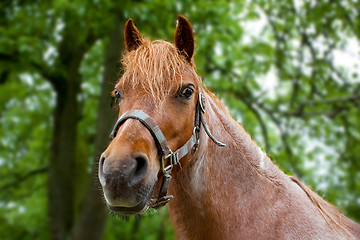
[98,16,203,215]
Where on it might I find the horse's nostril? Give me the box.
[98,155,106,186]
[129,153,149,186]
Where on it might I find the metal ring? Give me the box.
[193,126,200,137]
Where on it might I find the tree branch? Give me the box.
[0,51,65,91]
[0,166,48,193]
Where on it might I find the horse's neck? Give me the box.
[168,91,285,238]
[195,92,282,197]
[168,91,360,239]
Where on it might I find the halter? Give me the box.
[110,89,226,211]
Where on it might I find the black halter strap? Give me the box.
[110,89,226,210]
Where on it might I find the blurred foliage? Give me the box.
[0,0,359,239]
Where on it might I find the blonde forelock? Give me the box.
[120,39,199,105]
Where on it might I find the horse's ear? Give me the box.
[124,18,143,52]
[174,15,194,61]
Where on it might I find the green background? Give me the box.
[1,0,359,239]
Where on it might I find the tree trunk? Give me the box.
[47,22,96,240]
[71,15,124,240]
[48,73,79,240]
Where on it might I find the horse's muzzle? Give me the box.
[98,152,154,214]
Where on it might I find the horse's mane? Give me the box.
[119,39,199,105]
[290,176,351,234]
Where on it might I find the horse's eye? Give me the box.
[114,90,122,100]
[180,87,194,99]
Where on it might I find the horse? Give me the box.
[98,15,360,239]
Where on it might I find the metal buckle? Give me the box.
[192,126,200,154]
[162,150,178,173]
[171,152,179,166]
[162,150,180,174]
[162,155,172,174]
[149,195,174,209]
